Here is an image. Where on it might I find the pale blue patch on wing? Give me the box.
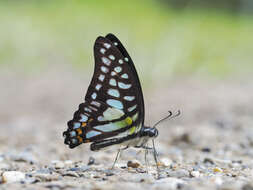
[91,92,97,99]
[79,114,88,122]
[109,78,117,86]
[118,59,123,64]
[124,96,135,101]
[85,107,92,112]
[118,82,131,89]
[101,66,109,73]
[114,66,122,73]
[108,89,120,98]
[94,120,127,132]
[128,105,137,112]
[109,55,115,60]
[98,74,105,82]
[73,122,81,129]
[70,131,76,137]
[86,131,102,139]
[121,73,128,79]
[71,139,78,144]
[132,112,139,122]
[106,99,123,109]
[102,57,111,66]
[103,107,124,120]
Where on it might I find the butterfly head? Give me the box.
[141,126,159,138]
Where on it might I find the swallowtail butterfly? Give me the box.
[63,34,179,169]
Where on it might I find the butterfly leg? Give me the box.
[111,148,121,169]
[152,139,161,179]
[144,148,149,173]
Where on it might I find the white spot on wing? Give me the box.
[73,122,81,129]
[84,107,92,113]
[103,107,124,120]
[79,114,88,122]
[128,105,137,112]
[101,66,109,73]
[98,74,105,82]
[109,55,115,60]
[70,131,76,137]
[91,92,97,99]
[114,42,118,46]
[111,71,116,76]
[114,66,122,73]
[108,89,120,98]
[91,101,101,107]
[118,82,131,89]
[121,73,128,79]
[104,43,111,49]
[100,48,106,54]
[102,57,111,66]
[109,78,117,86]
[97,116,105,121]
[106,99,123,109]
[124,96,135,101]
[118,59,123,64]
[95,84,102,90]
[124,57,129,62]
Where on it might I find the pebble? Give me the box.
[62,171,79,177]
[51,160,65,169]
[34,173,60,182]
[12,152,37,164]
[190,170,200,177]
[167,169,190,178]
[2,171,26,183]
[64,160,73,166]
[160,158,172,167]
[213,167,223,173]
[127,160,140,168]
[88,156,95,165]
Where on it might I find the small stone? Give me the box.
[12,152,37,164]
[2,171,26,183]
[64,160,73,166]
[63,171,79,177]
[52,160,65,169]
[213,167,223,173]
[201,147,211,152]
[190,170,200,177]
[88,156,95,165]
[34,173,59,182]
[127,160,140,168]
[203,158,214,165]
[167,169,190,178]
[160,158,172,167]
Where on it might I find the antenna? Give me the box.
[152,110,181,128]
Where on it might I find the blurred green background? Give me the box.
[0,0,252,81]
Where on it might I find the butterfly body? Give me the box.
[63,33,158,152]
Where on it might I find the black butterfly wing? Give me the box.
[105,33,145,125]
[63,34,144,149]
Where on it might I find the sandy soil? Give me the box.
[1,69,253,190]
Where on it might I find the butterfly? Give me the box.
[63,33,180,170]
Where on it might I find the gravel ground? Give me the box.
[1,70,253,190]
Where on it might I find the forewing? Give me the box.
[63,34,144,149]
